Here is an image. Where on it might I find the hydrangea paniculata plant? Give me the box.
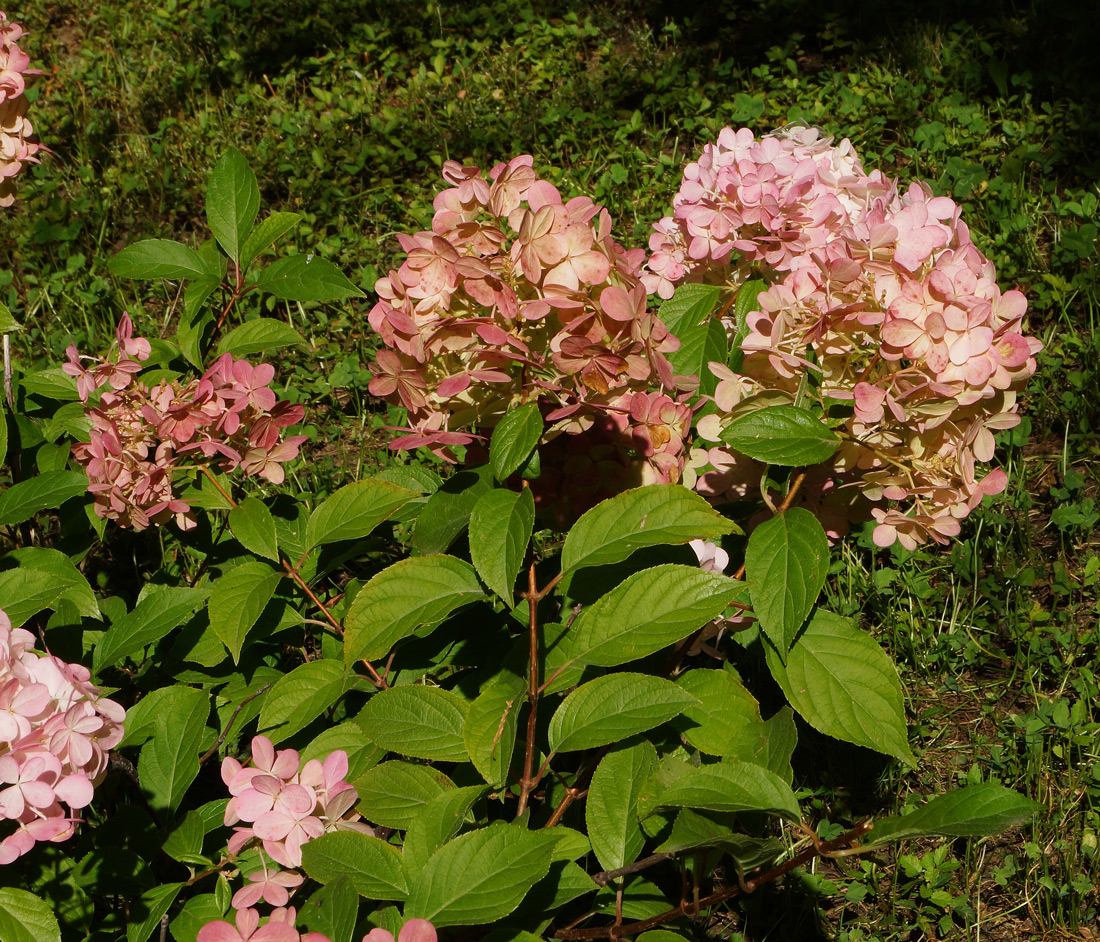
[645,125,1042,548]
[368,157,692,521]
[0,607,125,864]
[66,316,308,530]
[198,735,379,942]
[0,11,43,207]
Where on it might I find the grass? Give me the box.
[5,0,1100,937]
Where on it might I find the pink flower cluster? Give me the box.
[0,607,125,865]
[647,126,1042,548]
[200,735,378,942]
[368,157,691,516]
[0,12,43,207]
[65,316,307,530]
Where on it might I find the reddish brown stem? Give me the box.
[516,558,542,816]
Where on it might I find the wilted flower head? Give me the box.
[368,156,693,517]
[0,606,125,865]
[646,125,1041,547]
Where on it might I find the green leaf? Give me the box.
[0,301,22,332]
[728,278,767,373]
[668,316,728,397]
[302,723,381,782]
[0,888,61,942]
[229,497,281,562]
[208,562,283,663]
[562,484,738,574]
[469,487,534,603]
[178,278,219,368]
[489,403,543,481]
[403,786,486,880]
[205,148,260,262]
[867,784,1042,845]
[720,404,840,466]
[6,546,98,618]
[304,478,417,551]
[240,212,302,269]
[0,570,67,627]
[557,565,737,668]
[170,894,225,942]
[672,669,763,756]
[404,823,559,926]
[0,397,7,468]
[745,507,829,652]
[463,678,523,788]
[94,586,209,673]
[353,761,455,830]
[657,282,722,337]
[162,811,206,863]
[344,556,484,664]
[652,760,800,819]
[138,686,209,812]
[109,239,214,280]
[301,831,408,900]
[257,659,351,744]
[548,673,699,753]
[410,467,493,556]
[300,877,358,942]
[357,685,469,761]
[215,318,307,359]
[0,470,87,526]
[764,609,916,765]
[20,367,80,401]
[254,254,365,301]
[587,741,658,872]
[126,883,184,942]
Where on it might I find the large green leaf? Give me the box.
[765,610,916,765]
[410,467,493,556]
[0,570,66,629]
[657,282,722,336]
[215,318,308,359]
[548,673,698,753]
[586,741,658,872]
[469,487,534,604]
[108,239,214,280]
[720,404,840,466]
[745,507,829,652]
[352,761,455,829]
[561,484,738,574]
[126,883,184,942]
[652,760,800,819]
[489,403,543,481]
[356,685,469,762]
[668,316,728,397]
[301,831,408,900]
[257,659,352,744]
[300,877,358,942]
[402,786,487,880]
[557,565,737,668]
[229,497,280,562]
[404,823,559,926]
[207,562,283,663]
[672,669,764,757]
[0,470,88,526]
[254,254,364,301]
[205,148,260,262]
[304,478,417,551]
[463,678,524,788]
[94,586,210,673]
[344,555,483,664]
[301,722,381,783]
[138,685,210,812]
[7,547,98,618]
[240,212,302,269]
[0,888,61,942]
[866,784,1042,845]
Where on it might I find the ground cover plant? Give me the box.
[2,2,1099,940]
